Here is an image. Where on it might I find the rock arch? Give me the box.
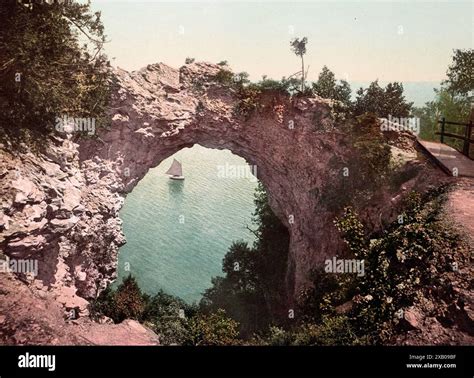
[5,62,422,307]
[77,62,351,299]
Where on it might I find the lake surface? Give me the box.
[115,145,258,303]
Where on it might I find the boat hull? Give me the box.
[169,175,185,180]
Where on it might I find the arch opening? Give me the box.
[115,144,268,303]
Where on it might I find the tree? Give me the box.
[353,80,412,118]
[415,49,473,155]
[0,1,111,142]
[112,275,146,322]
[312,66,352,108]
[290,37,308,92]
[142,290,197,345]
[413,88,471,142]
[444,49,473,97]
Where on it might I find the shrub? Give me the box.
[111,275,146,322]
[333,186,466,343]
[187,309,240,346]
[214,69,235,86]
[142,290,197,345]
[292,316,359,346]
[90,275,145,323]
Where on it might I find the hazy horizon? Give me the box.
[90,0,472,83]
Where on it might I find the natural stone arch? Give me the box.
[78,62,351,299]
[1,62,429,309]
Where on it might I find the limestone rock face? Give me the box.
[0,62,438,303]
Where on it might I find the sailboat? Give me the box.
[165,158,184,180]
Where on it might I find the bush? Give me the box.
[292,316,359,346]
[187,309,240,346]
[214,69,235,86]
[333,186,466,343]
[142,290,197,345]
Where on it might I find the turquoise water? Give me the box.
[115,145,258,303]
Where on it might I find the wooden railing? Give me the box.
[436,118,473,158]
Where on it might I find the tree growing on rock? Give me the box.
[290,37,308,92]
[313,66,351,105]
[111,275,146,322]
[353,80,412,118]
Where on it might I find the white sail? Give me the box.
[165,158,183,176]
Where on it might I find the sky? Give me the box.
[89,0,473,83]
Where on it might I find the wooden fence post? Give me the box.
[464,120,472,157]
[440,117,445,144]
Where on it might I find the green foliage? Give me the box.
[214,68,235,86]
[256,77,298,94]
[89,286,116,322]
[319,114,392,212]
[113,275,146,322]
[234,72,251,86]
[187,309,240,346]
[90,275,145,323]
[201,183,290,337]
[414,88,471,141]
[414,49,473,156]
[290,37,308,92]
[0,1,111,142]
[351,114,392,181]
[312,66,352,121]
[353,80,413,118]
[332,186,465,343]
[142,290,197,345]
[291,316,359,346]
[217,60,228,66]
[444,48,473,97]
[290,37,308,57]
[233,83,263,119]
[92,186,467,346]
[333,207,368,257]
[185,57,195,64]
[90,276,198,345]
[297,268,355,323]
[260,316,359,346]
[312,66,352,106]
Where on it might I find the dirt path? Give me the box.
[445,178,474,242]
